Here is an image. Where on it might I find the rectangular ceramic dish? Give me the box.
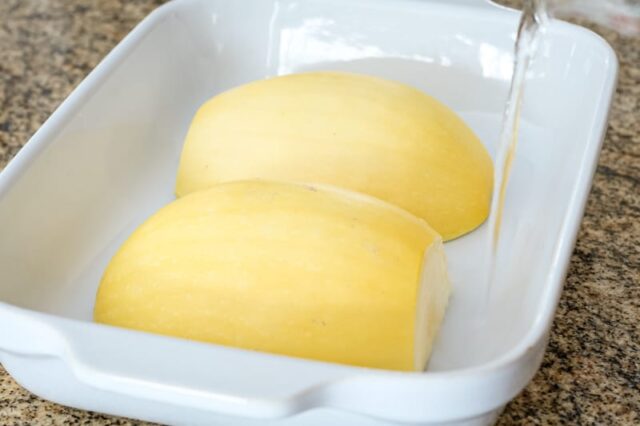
[0,0,617,424]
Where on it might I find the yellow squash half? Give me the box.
[176,72,493,240]
[94,180,451,371]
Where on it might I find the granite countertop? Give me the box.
[0,0,638,424]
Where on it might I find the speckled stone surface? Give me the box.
[0,0,638,425]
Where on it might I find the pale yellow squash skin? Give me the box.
[176,72,493,240]
[94,180,451,371]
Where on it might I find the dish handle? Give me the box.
[0,303,67,357]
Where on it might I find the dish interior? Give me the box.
[0,0,615,371]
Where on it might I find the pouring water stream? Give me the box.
[483,0,638,309]
[483,0,548,308]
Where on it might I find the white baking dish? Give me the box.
[0,0,617,424]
